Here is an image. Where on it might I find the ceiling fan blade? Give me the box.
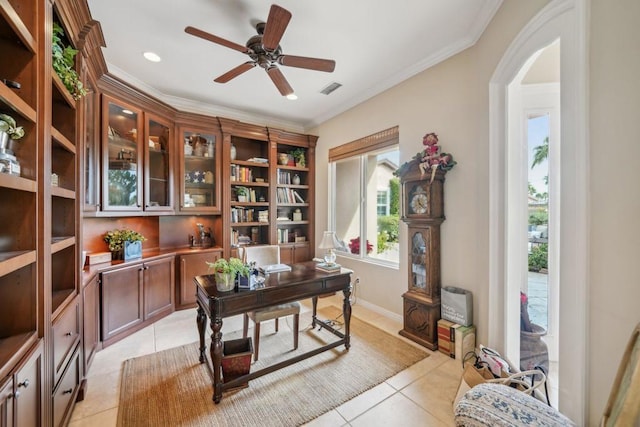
[262,5,292,52]
[278,55,336,73]
[185,26,249,54]
[266,66,293,96]
[214,62,256,83]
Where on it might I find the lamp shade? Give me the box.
[318,231,340,250]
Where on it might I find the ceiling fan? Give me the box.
[185,4,336,97]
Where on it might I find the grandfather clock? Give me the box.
[397,159,446,350]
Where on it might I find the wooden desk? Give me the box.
[195,261,353,403]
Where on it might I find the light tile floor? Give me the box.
[69,296,462,426]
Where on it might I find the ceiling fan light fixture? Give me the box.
[143,51,162,62]
[286,93,298,100]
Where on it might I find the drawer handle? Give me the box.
[62,388,73,395]
[18,379,30,388]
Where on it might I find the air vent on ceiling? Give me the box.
[320,82,342,95]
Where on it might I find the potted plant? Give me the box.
[0,113,25,150]
[206,257,249,292]
[103,229,146,260]
[235,186,249,202]
[52,22,86,100]
[289,148,306,167]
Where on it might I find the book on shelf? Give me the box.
[315,262,341,273]
[292,190,305,203]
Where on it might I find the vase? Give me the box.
[230,143,236,160]
[292,174,300,185]
[278,153,289,165]
[215,272,236,292]
[111,249,124,261]
[520,323,549,372]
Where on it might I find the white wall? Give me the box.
[588,0,640,422]
[312,0,640,422]
[310,0,550,330]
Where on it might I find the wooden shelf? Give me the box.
[277,184,309,189]
[232,159,269,168]
[231,202,270,207]
[51,71,77,109]
[51,289,75,319]
[0,82,36,123]
[0,250,36,277]
[51,236,75,254]
[0,332,38,380]
[277,220,309,226]
[0,174,37,192]
[0,1,36,54]
[276,164,309,172]
[231,181,269,187]
[231,222,270,227]
[51,186,76,199]
[278,203,309,207]
[52,127,76,153]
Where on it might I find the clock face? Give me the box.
[409,186,428,214]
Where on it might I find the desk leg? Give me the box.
[210,316,224,403]
[343,285,352,349]
[311,296,318,328]
[196,305,206,363]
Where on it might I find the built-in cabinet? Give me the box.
[0,340,43,427]
[101,96,173,212]
[177,250,222,308]
[101,256,175,347]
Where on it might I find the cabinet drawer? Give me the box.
[52,300,80,383]
[52,348,80,427]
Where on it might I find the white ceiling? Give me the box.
[87,0,502,132]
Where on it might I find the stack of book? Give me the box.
[315,262,341,273]
[437,319,476,360]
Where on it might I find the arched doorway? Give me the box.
[488,0,588,423]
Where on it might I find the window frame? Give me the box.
[328,127,400,268]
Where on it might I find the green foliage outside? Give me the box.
[528,243,548,271]
[377,215,399,252]
[529,210,548,226]
[389,178,400,215]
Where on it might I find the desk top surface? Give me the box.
[194,261,352,299]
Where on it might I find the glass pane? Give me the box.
[411,231,426,289]
[106,102,139,207]
[147,119,170,207]
[335,157,361,253]
[183,131,216,208]
[366,148,399,262]
[527,113,549,331]
[84,83,96,207]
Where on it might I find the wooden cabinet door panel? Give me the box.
[0,377,14,427]
[143,257,175,320]
[179,251,220,307]
[82,276,100,370]
[14,341,42,427]
[292,243,310,263]
[101,264,143,341]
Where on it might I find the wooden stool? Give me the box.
[242,302,300,361]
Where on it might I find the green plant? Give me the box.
[528,211,548,226]
[0,114,25,140]
[52,22,86,100]
[377,215,399,242]
[207,257,249,278]
[103,229,146,252]
[528,243,548,272]
[289,148,306,167]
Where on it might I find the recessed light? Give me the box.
[143,51,161,62]
[286,94,298,100]
[122,109,134,115]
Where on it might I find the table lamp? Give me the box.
[318,231,340,265]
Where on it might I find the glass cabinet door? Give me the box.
[144,115,172,211]
[180,129,219,212]
[83,67,99,212]
[102,97,143,211]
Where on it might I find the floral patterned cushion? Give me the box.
[455,383,576,427]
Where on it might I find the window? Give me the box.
[377,190,389,216]
[329,127,400,265]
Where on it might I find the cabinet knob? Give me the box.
[12,390,20,399]
[18,379,30,388]
[65,331,74,336]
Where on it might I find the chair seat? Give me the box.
[248,302,300,323]
[455,383,575,427]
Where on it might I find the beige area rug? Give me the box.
[117,306,428,427]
